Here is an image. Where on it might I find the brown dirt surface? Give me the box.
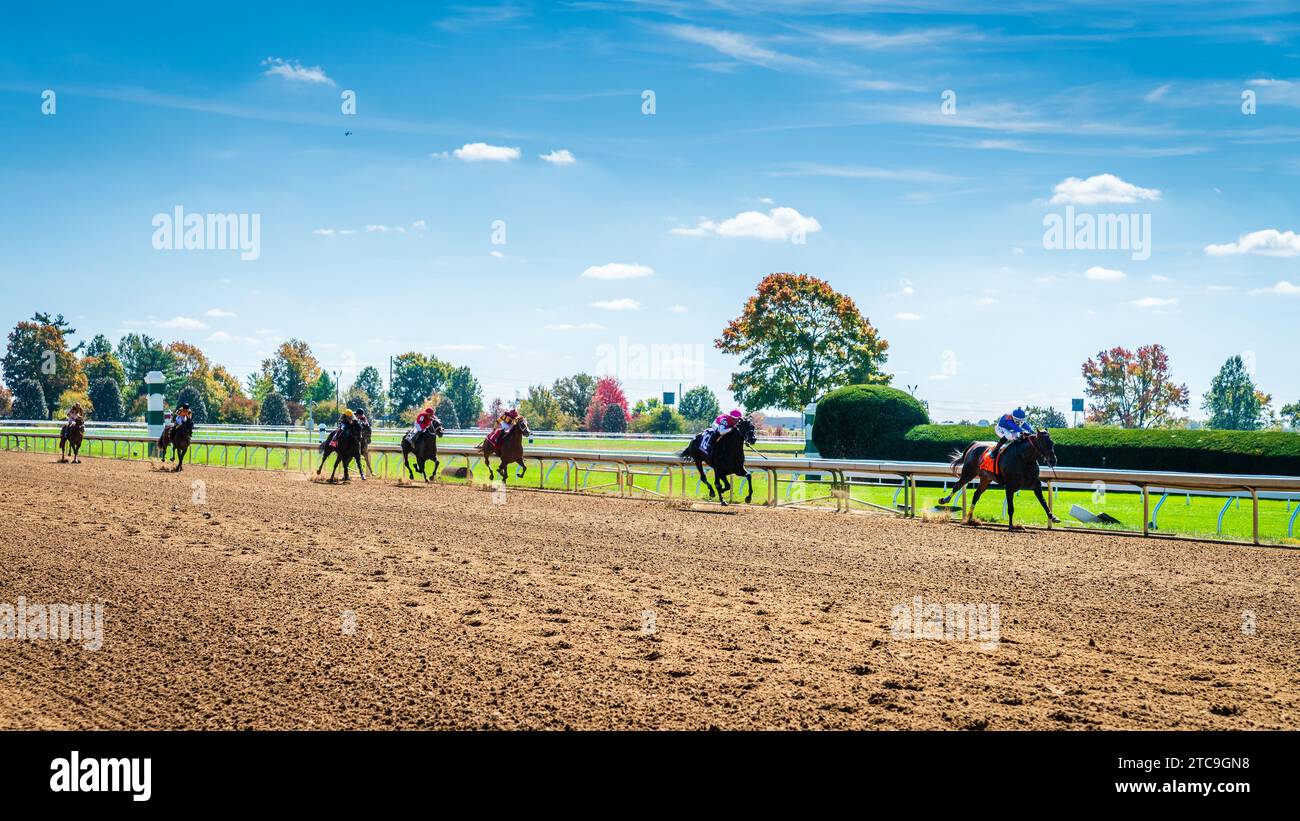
[1,450,1297,730]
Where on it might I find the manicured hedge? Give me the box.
[812,385,929,459]
[875,424,1300,476]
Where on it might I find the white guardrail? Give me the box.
[0,419,801,443]
[5,430,1300,546]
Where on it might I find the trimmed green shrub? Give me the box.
[885,424,1300,476]
[811,385,929,459]
[259,393,290,426]
[88,377,125,421]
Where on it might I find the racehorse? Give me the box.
[317,422,365,482]
[157,416,194,472]
[939,429,1060,530]
[681,416,757,505]
[401,418,446,481]
[358,419,375,475]
[59,418,85,463]
[477,416,532,484]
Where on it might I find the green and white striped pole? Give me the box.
[146,370,164,457]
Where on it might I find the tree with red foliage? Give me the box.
[584,376,628,431]
[1080,344,1189,428]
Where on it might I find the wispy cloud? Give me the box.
[672,206,821,241]
[581,263,653,280]
[589,298,641,311]
[540,149,576,166]
[450,142,520,162]
[261,57,335,86]
[1249,281,1300,295]
[1205,229,1300,257]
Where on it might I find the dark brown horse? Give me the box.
[157,417,194,472]
[477,417,532,484]
[59,418,85,463]
[317,421,365,482]
[681,416,757,505]
[401,418,446,481]
[939,429,1060,530]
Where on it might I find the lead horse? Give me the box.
[681,416,757,505]
[401,418,446,481]
[317,422,366,482]
[939,429,1060,530]
[157,417,194,472]
[59,418,85,463]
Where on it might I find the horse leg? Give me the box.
[516,458,526,479]
[329,454,341,482]
[1033,481,1060,523]
[966,475,991,524]
[715,472,730,506]
[355,453,365,480]
[1005,486,1018,531]
[694,459,714,498]
[430,458,439,482]
[742,471,753,504]
[403,451,415,480]
[174,447,186,472]
[317,450,329,476]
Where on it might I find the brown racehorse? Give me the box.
[939,429,1060,530]
[157,417,194,472]
[59,418,85,463]
[401,418,446,481]
[477,417,532,484]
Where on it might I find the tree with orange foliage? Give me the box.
[1080,344,1189,428]
[716,273,889,411]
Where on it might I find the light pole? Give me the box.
[333,369,341,411]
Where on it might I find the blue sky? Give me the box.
[2,2,1298,421]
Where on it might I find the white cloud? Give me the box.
[895,311,922,321]
[1011,246,1025,255]
[157,316,207,330]
[669,305,689,313]
[365,224,390,233]
[313,228,356,236]
[262,57,335,86]
[439,343,486,351]
[671,206,821,242]
[490,250,505,258]
[581,262,654,280]
[659,24,811,70]
[589,298,642,311]
[1085,266,1127,281]
[1205,229,1300,257]
[451,142,521,162]
[207,331,232,342]
[1145,83,1173,102]
[1049,173,1161,205]
[1250,281,1300,295]
[1131,297,1178,308]
[539,149,576,166]
[205,308,236,318]
[545,322,605,331]
[411,219,427,231]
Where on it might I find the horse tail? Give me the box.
[948,446,968,476]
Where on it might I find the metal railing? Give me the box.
[5,430,1299,547]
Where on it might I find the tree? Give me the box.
[259,393,290,426]
[716,273,890,412]
[444,366,482,430]
[602,402,628,433]
[479,397,505,427]
[116,333,181,400]
[309,371,336,403]
[3,321,84,418]
[1203,356,1267,430]
[81,350,126,390]
[553,373,596,421]
[584,376,628,431]
[12,378,48,419]
[678,385,720,425]
[344,387,371,417]
[32,312,83,353]
[221,395,259,425]
[631,405,686,434]
[258,340,321,404]
[84,333,114,359]
[390,353,448,414]
[245,371,274,402]
[352,366,386,418]
[520,385,566,430]
[1081,344,1189,428]
[1281,401,1300,429]
[88,378,125,421]
[428,396,456,428]
[1025,405,1068,429]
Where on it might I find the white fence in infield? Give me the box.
[4,430,1300,547]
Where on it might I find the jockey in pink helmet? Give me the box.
[701,409,743,455]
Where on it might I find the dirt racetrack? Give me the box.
[1,450,1297,730]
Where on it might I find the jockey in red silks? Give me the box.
[701,409,743,455]
[486,408,519,449]
[411,406,438,443]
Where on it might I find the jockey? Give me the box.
[66,402,85,425]
[331,407,361,446]
[172,403,193,427]
[486,408,518,448]
[990,408,1033,461]
[701,409,743,455]
[411,406,437,443]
